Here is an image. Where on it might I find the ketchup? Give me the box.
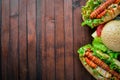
[96,24,104,37]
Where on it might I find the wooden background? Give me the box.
[0,0,96,80]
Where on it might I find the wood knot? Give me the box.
[72,1,80,9]
[10,12,19,18]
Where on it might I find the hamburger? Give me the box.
[77,0,120,79]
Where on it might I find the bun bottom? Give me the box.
[79,55,110,80]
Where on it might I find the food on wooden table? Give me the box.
[77,0,120,80]
[81,0,120,28]
[78,43,120,79]
[90,0,115,19]
[79,19,120,79]
[79,20,120,79]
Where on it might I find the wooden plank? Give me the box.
[73,0,95,80]
[36,0,42,80]
[54,0,65,80]
[64,0,74,80]
[1,0,10,80]
[40,0,47,80]
[27,0,36,80]
[9,0,19,79]
[45,0,55,80]
[72,0,82,80]
[0,0,2,79]
[19,0,27,80]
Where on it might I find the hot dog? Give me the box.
[81,0,120,28]
[78,44,120,80]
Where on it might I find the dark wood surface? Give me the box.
[0,0,96,80]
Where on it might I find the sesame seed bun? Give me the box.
[101,20,120,52]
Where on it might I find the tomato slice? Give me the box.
[96,24,104,37]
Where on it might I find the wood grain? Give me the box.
[55,0,65,80]
[19,0,27,80]
[40,0,47,80]
[45,0,55,80]
[27,0,36,80]
[1,0,10,80]
[0,0,2,79]
[64,0,74,80]
[9,0,19,79]
[36,0,42,80]
[73,0,82,80]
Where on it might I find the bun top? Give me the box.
[101,20,120,52]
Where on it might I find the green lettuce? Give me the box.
[93,50,120,73]
[92,37,120,59]
[82,0,103,20]
[77,37,120,72]
[92,37,120,72]
[82,19,103,28]
[77,44,92,56]
[81,0,104,28]
[92,37,108,52]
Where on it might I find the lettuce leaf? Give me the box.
[77,44,92,56]
[92,37,108,52]
[92,37,120,59]
[81,0,104,28]
[94,50,120,73]
[92,37,120,72]
[77,37,120,72]
[82,19,103,28]
[82,0,103,20]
